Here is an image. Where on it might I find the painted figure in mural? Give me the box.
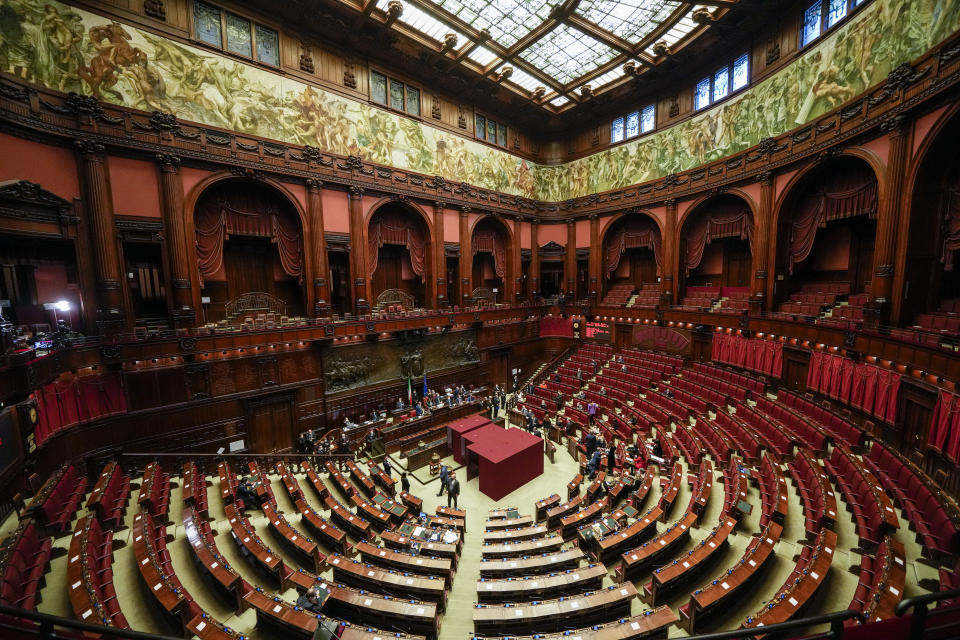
[78,22,143,101]
[36,4,83,91]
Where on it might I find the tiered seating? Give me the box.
[789,449,838,538]
[755,396,829,452]
[692,420,731,465]
[692,362,765,395]
[0,520,52,610]
[181,461,208,519]
[779,282,849,316]
[866,443,960,562]
[825,444,899,547]
[671,424,703,470]
[600,282,634,306]
[757,453,789,526]
[848,536,907,622]
[734,404,794,457]
[86,461,131,530]
[628,283,661,308]
[716,288,750,312]
[67,514,127,628]
[24,463,87,535]
[780,391,865,447]
[680,286,720,308]
[138,460,171,521]
[721,456,749,518]
[681,369,748,402]
[912,298,960,338]
[712,412,761,463]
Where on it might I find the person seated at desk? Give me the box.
[237,476,260,508]
[616,355,624,364]
[343,416,355,429]
[415,402,424,417]
[296,586,324,614]
[586,448,602,479]
[575,390,586,400]
[396,396,406,411]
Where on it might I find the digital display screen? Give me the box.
[585,321,611,340]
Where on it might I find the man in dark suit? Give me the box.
[400,472,410,494]
[584,429,597,458]
[437,464,449,496]
[447,471,460,509]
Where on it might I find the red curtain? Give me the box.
[807,350,824,391]
[862,366,878,415]
[33,372,126,446]
[941,184,960,271]
[684,205,753,274]
[850,364,866,411]
[929,390,960,461]
[195,187,303,285]
[788,169,878,274]
[367,210,427,281]
[472,230,506,279]
[604,220,662,277]
[712,334,782,377]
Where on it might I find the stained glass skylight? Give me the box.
[518,23,619,85]
[341,0,737,109]
[432,0,557,48]
[576,0,682,44]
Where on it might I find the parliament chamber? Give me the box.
[1,0,960,638]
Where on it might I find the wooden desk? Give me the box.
[381,529,459,562]
[658,463,683,521]
[295,498,347,554]
[66,516,110,628]
[300,461,330,501]
[534,494,561,522]
[223,503,287,588]
[427,514,465,531]
[218,461,237,504]
[617,511,696,582]
[185,613,239,640]
[482,524,549,543]
[680,521,783,633]
[325,462,356,500]
[471,606,676,640]
[642,516,737,606]
[404,437,448,472]
[591,506,661,566]
[346,461,377,498]
[323,582,439,638]
[325,496,372,540]
[481,533,564,559]
[355,540,453,581]
[372,491,410,524]
[275,461,304,503]
[261,502,322,572]
[743,528,837,629]
[472,582,638,635]
[328,553,448,609]
[479,547,585,578]
[400,490,423,512]
[546,496,584,529]
[243,588,317,639]
[437,505,467,522]
[86,461,116,510]
[476,563,606,603]
[860,537,907,622]
[560,497,609,539]
[349,494,392,531]
[131,511,187,619]
[183,507,248,614]
[484,515,533,530]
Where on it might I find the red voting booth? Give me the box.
[446,414,492,464]
[465,426,544,501]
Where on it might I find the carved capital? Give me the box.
[880,113,909,136]
[460,206,471,217]
[155,153,181,173]
[305,178,324,191]
[74,138,105,158]
[757,171,774,186]
[663,198,677,208]
[348,185,364,199]
[433,200,446,211]
[588,214,598,221]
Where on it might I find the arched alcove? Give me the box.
[679,194,754,309]
[600,213,661,307]
[193,179,305,323]
[471,216,512,305]
[366,202,432,310]
[774,158,878,316]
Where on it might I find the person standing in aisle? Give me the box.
[447,472,460,509]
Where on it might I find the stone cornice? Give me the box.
[0,36,958,222]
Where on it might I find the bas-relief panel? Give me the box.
[323,329,480,393]
[0,0,957,202]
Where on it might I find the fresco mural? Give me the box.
[0,0,957,201]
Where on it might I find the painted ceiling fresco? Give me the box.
[0,0,957,200]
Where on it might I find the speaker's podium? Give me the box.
[465,425,544,501]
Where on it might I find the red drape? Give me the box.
[862,366,878,415]
[33,372,126,446]
[788,169,878,274]
[603,220,662,277]
[807,351,824,391]
[850,364,866,411]
[195,189,303,285]
[684,205,753,274]
[929,390,960,461]
[472,230,506,279]
[712,334,782,377]
[367,210,427,281]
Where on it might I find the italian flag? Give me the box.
[407,377,413,406]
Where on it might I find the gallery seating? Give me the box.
[23,463,87,535]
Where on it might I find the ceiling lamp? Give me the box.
[386,0,403,26]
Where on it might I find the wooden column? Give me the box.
[529,220,540,300]
[433,201,447,308]
[662,200,677,305]
[867,115,910,327]
[750,172,774,314]
[155,154,196,327]
[512,215,522,303]
[75,139,126,332]
[307,179,331,316]
[565,219,576,298]
[458,207,471,307]
[347,186,368,316]
[588,214,599,303]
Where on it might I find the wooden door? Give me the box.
[246,393,294,453]
[723,241,752,288]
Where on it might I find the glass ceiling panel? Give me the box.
[519,23,619,85]
[576,0,682,44]
[431,0,557,48]
[591,65,628,88]
[466,44,499,66]
[645,9,698,55]
[549,96,570,107]
[377,0,468,44]
[499,64,541,91]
